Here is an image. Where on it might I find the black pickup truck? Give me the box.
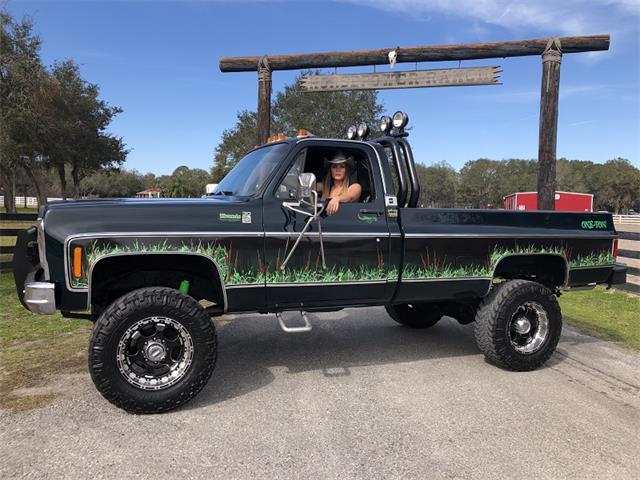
[14,112,626,413]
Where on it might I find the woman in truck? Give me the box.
[318,151,362,215]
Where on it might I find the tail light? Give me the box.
[612,239,618,259]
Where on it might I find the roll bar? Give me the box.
[374,137,409,208]
[373,136,420,208]
[396,138,421,208]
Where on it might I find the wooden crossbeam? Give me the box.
[219,35,609,72]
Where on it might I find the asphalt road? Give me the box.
[1,307,639,479]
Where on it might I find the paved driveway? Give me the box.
[1,307,639,479]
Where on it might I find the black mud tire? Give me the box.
[385,303,443,329]
[89,287,217,414]
[474,280,562,371]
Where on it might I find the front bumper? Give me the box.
[24,282,57,315]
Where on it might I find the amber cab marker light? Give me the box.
[296,128,312,138]
[72,247,83,278]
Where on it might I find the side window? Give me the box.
[275,149,307,200]
[276,145,377,203]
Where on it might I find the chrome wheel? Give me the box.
[508,302,549,354]
[117,316,194,391]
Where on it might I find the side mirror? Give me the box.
[298,173,316,201]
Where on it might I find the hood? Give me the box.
[41,196,262,242]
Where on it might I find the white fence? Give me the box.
[613,215,640,225]
[0,196,63,208]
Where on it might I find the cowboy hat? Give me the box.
[324,151,355,170]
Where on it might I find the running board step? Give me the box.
[276,311,312,333]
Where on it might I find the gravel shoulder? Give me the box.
[1,308,639,479]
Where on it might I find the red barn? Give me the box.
[503,191,593,212]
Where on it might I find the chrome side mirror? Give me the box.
[298,172,316,201]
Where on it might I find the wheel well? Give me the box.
[89,254,225,313]
[493,254,567,289]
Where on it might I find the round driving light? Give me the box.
[356,122,370,140]
[392,111,409,130]
[346,125,357,140]
[379,115,392,134]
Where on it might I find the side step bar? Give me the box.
[276,311,312,333]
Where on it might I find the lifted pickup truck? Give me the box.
[14,112,626,413]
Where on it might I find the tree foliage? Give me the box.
[212,73,384,182]
[160,165,211,198]
[422,157,639,213]
[0,9,126,210]
[416,161,458,208]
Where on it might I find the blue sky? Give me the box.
[7,0,640,175]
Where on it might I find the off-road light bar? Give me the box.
[346,125,357,140]
[392,111,409,130]
[357,122,370,140]
[379,116,392,134]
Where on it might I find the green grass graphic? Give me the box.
[403,245,615,280]
[73,240,397,287]
[71,238,615,288]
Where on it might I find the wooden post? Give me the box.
[537,38,562,211]
[257,56,272,145]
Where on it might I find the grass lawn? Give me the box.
[559,286,639,350]
[0,272,90,412]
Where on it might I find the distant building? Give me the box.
[135,188,162,199]
[504,191,593,212]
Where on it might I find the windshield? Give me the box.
[213,143,290,197]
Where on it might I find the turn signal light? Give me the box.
[72,247,83,278]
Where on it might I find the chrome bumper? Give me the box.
[24,282,57,315]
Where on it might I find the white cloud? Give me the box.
[344,0,639,36]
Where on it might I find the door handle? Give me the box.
[359,209,385,216]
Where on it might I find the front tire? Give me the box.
[474,280,562,371]
[385,303,443,329]
[89,287,217,414]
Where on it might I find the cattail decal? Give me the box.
[226,244,233,281]
[257,250,264,275]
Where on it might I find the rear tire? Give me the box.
[385,303,443,329]
[474,280,561,371]
[89,287,217,414]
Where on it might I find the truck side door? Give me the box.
[262,140,392,310]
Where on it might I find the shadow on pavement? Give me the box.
[189,308,482,410]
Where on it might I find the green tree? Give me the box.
[589,158,640,213]
[79,168,146,198]
[212,73,384,182]
[47,60,127,198]
[1,10,127,207]
[0,10,49,211]
[416,161,459,207]
[458,159,499,208]
[161,166,211,198]
[211,110,257,182]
